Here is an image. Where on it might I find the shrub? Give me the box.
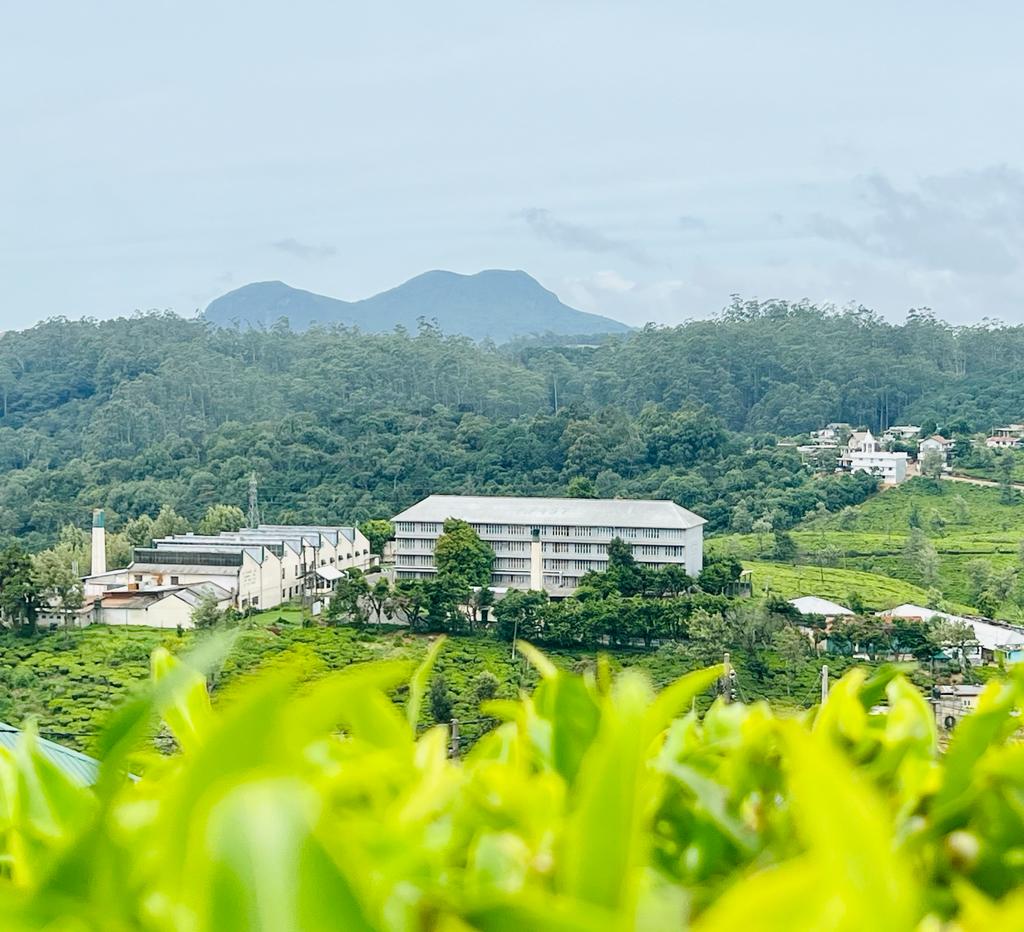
[2,641,1024,928]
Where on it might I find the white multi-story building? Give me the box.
[839,429,908,484]
[391,495,705,594]
[83,522,373,615]
[846,450,908,484]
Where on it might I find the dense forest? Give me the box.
[3,299,1024,548]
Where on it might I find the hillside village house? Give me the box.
[883,425,922,443]
[810,422,851,445]
[839,429,908,485]
[391,495,705,595]
[79,517,373,628]
[918,434,954,462]
[993,424,1024,439]
[986,435,1022,449]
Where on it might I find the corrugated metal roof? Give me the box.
[0,724,101,785]
[185,581,233,600]
[392,495,706,529]
[789,596,854,616]
[881,604,1024,651]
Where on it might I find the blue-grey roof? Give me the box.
[0,723,101,785]
[393,495,706,529]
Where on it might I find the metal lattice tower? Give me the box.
[247,472,261,528]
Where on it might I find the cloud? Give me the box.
[809,167,1024,278]
[519,208,654,266]
[560,270,692,326]
[678,214,708,232]
[271,237,337,260]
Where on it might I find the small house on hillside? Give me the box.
[986,435,1021,449]
[884,425,922,443]
[840,429,908,485]
[993,425,1024,439]
[918,435,953,463]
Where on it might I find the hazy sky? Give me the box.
[3,1,1024,330]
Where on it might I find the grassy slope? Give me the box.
[711,478,1024,613]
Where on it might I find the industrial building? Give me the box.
[391,494,705,595]
[81,513,373,626]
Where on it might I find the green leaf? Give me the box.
[407,636,447,727]
[558,670,655,916]
[191,778,374,932]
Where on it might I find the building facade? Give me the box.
[838,429,908,484]
[392,495,705,594]
[83,522,373,616]
[918,435,953,462]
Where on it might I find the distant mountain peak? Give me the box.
[204,270,630,341]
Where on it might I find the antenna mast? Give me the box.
[247,472,261,528]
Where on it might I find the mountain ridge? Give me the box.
[204,269,631,341]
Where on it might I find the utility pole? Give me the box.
[449,718,460,759]
[821,664,829,703]
[722,651,732,704]
[247,472,261,528]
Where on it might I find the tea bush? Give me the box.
[2,637,1024,929]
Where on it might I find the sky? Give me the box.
[3,1,1024,330]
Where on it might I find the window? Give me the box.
[551,525,570,536]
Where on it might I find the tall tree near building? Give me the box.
[190,593,223,629]
[359,519,395,557]
[0,545,42,634]
[434,519,493,587]
[150,505,191,541]
[32,550,83,628]
[605,537,645,596]
[197,504,246,535]
[919,450,944,480]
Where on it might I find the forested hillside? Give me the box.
[3,299,1024,548]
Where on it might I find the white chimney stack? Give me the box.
[530,528,543,591]
[91,508,107,577]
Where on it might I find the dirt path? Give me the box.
[942,473,1024,490]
